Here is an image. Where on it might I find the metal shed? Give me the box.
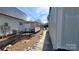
[48,7,79,50]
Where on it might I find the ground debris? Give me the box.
[5,30,43,51]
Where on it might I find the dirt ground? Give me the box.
[31,30,47,51]
[5,30,43,51]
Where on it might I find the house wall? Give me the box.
[33,22,40,32]
[0,13,41,36]
[0,14,25,36]
[24,23,32,32]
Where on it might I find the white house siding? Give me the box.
[0,14,25,36]
[0,14,41,36]
[24,23,32,32]
[33,22,40,32]
[24,22,41,33]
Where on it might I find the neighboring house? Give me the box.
[32,22,41,33]
[0,7,41,37]
[0,7,27,36]
[24,21,41,33]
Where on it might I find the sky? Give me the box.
[18,7,49,24]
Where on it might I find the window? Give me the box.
[19,22,23,25]
[4,22,8,26]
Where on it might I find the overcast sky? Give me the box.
[18,7,49,23]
